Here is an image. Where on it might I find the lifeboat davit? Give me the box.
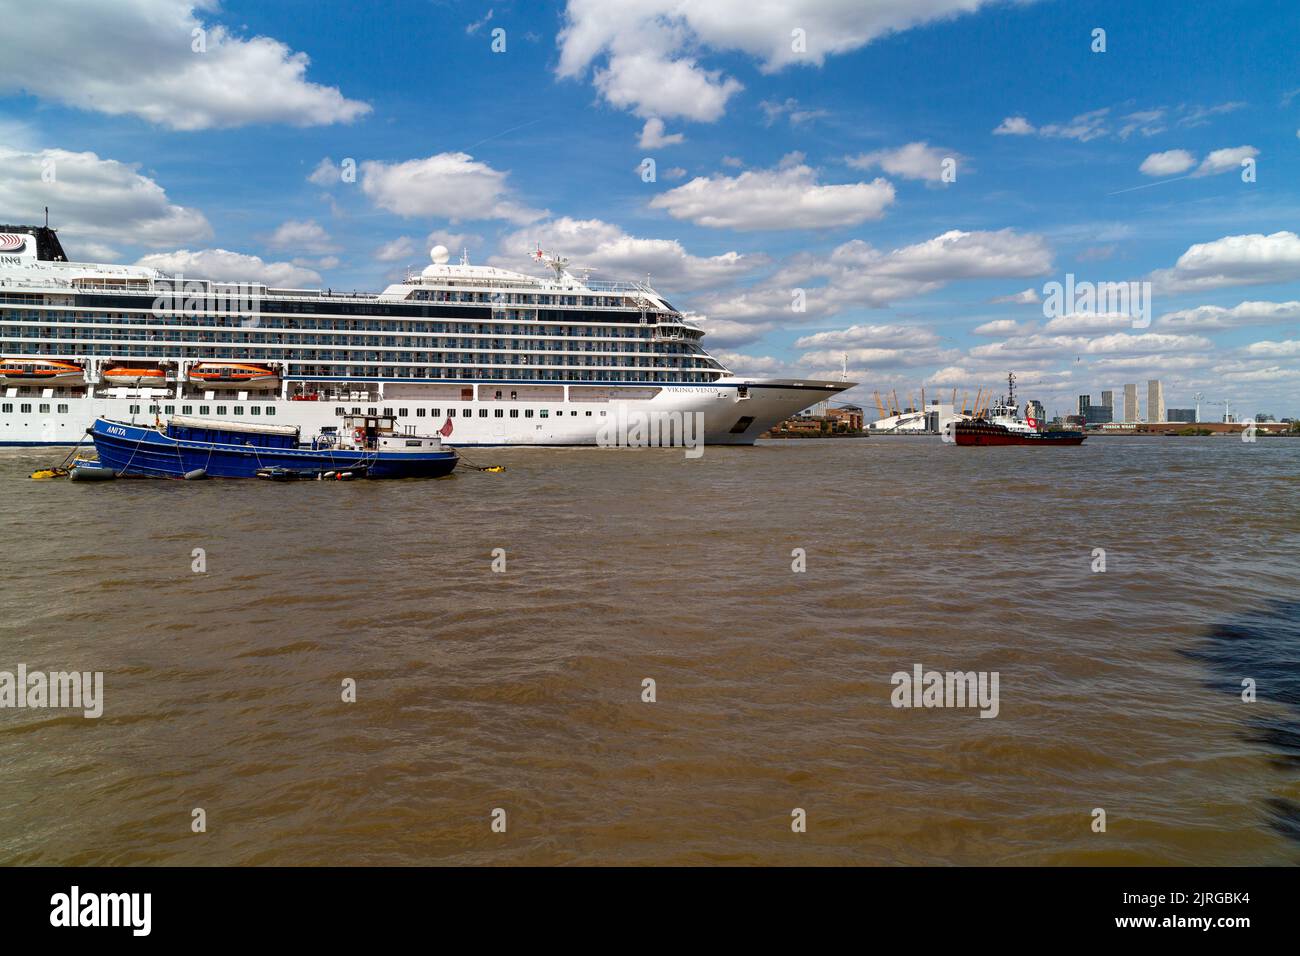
[102,365,168,388]
[0,358,85,386]
[187,362,279,390]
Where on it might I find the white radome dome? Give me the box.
[430,245,450,264]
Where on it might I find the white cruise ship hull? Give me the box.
[0,378,850,447]
[0,224,858,448]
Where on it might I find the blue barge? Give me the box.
[90,413,458,479]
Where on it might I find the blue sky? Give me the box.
[2,0,1298,417]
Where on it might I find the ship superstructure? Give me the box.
[0,226,852,446]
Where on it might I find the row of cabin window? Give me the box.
[1,403,72,414]
[332,405,603,420]
[0,402,596,420]
[126,404,277,416]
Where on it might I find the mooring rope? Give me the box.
[118,430,149,475]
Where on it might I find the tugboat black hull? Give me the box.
[954,422,1085,446]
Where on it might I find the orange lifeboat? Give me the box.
[102,365,168,387]
[0,358,84,386]
[187,362,279,390]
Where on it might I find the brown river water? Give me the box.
[1,436,1297,865]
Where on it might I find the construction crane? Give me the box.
[1205,398,1234,423]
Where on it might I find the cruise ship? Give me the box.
[0,224,851,447]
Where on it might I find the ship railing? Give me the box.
[4,277,685,317]
[402,271,541,289]
[410,295,663,312]
[1,278,386,304]
[581,278,657,294]
[393,266,660,297]
[0,277,79,291]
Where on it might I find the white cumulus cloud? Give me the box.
[649,160,895,230]
[972,318,1033,336]
[135,248,322,287]
[265,219,336,254]
[846,142,962,183]
[1042,312,1140,335]
[970,330,1210,364]
[799,344,959,369]
[638,118,685,148]
[360,153,545,224]
[1241,339,1300,358]
[1150,232,1300,293]
[492,216,762,291]
[1157,300,1300,330]
[695,228,1052,324]
[0,146,211,248]
[685,315,774,348]
[864,229,1053,280]
[1191,145,1258,177]
[307,157,350,186]
[557,0,1008,122]
[0,0,370,129]
[989,288,1041,305]
[993,116,1035,135]
[1139,149,1196,176]
[374,236,419,262]
[794,324,939,349]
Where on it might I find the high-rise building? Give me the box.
[1120,383,1138,423]
[1084,404,1112,424]
[1147,380,1165,424]
[1100,390,1114,412]
[1077,394,1091,416]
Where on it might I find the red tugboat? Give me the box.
[953,373,1085,446]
